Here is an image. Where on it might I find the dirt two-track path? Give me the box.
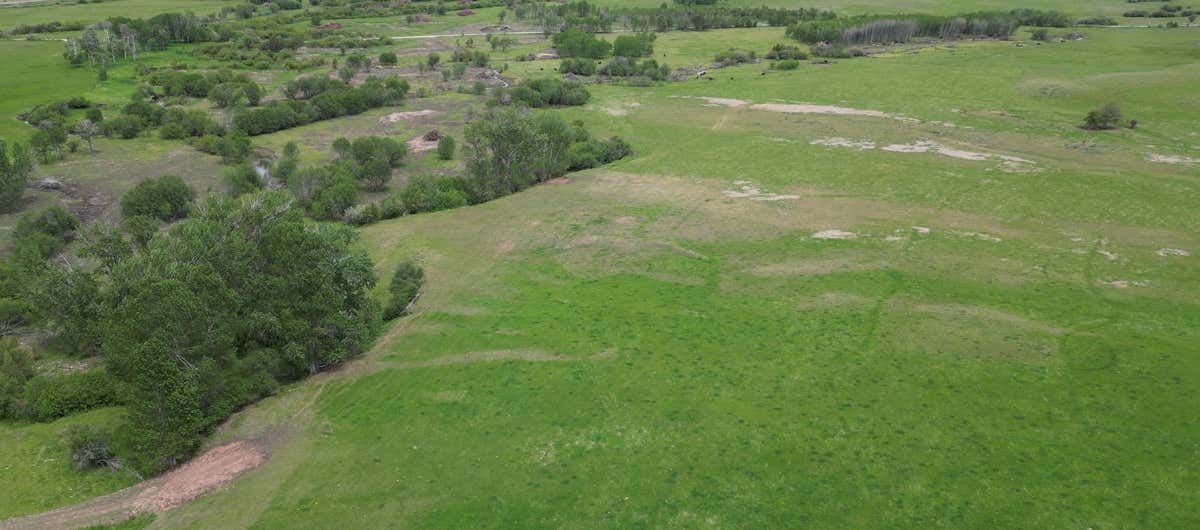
[0,441,267,530]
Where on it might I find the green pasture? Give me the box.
[155,24,1198,529]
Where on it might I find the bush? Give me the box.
[15,205,78,244]
[772,59,801,70]
[223,163,262,196]
[765,43,807,60]
[160,123,189,140]
[24,370,124,421]
[342,202,380,226]
[437,135,456,160]
[101,115,143,139]
[120,175,194,221]
[612,33,656,58]
[0,340,35,419]
[383,259,424,320]
[379,51,398,66]
[552,28,612,58]
[568,136,633,171]
[1031,28,1050,41]
[559,57,597,76]
[400,175,471,214]
[1084,103,1123,130]
[714,48,756,66]
[65,424,117,470]
[380,194,407,219]
[510,78,591,107]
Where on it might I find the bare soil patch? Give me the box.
[1147,153,1197,165]
[723,180,798,201]
[751,102,891,118]
[406,135,439,154]
[381,110,438,124]
[0,441,267,530]
[812,229,857,240]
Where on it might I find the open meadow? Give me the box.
[0,0,1198,528]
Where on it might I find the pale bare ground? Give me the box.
[751,102,892,118]
[380,110,438,124]
[0,442,267,530]
[1147,153,1197,165]
[406,136,439,154]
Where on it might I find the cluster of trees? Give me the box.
[518,1,835,34]
[336,109,631,228]
[612,33,656,58]
[333,136,407,191]
[0,141,35,213]
[62,12,230,69]
[598,57,671,81]
[1,188,386,473]
[1124,4,1198,18]
[554,31,667,81]
[552,28,612,58]
[787,13,1021,46]
[1083,103,1132,130]
[18,100,104,162]
[507,78,592,107]
[234,77,409,136]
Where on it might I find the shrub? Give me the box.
[437,135,456,160]
[160,123,189,140]
[120,175,194,221]
[1084,103,1123,130]
[559,57,597,76]
[65,424,117,470]
[510,78,591,107]
[552,28,612,58]
[714,48,755,66]
[15,205,78,243]
[1031,29,1050,41]
[0,340,35,419]
[772,59,801,70]
[766,43,807,60]
[612,33,656,58]
[399,175,471,214]
[342,202,380,226]
[101,116,143,139]
[380,194,406,219]
[383,259,424,319]
[568,136,633,170]
[223,163,262,196]
[24,370,124,421]
[379,51,398,66]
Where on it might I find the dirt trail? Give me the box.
[0,441,267,530]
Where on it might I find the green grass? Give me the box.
[2,9,1199,527]
[0,0,239,30]
[151,25,1200,528]
[0,407,138,519]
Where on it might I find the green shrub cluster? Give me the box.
[119,175,195,222]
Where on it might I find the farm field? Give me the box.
[0,0,1198,528]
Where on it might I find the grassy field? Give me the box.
[0,0,1197,524]
[0,0,239,30]
[0,407,138,519]
[147,25,1200,529]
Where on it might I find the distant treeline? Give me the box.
[516,1,835,33]
[785,9,1078,45]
